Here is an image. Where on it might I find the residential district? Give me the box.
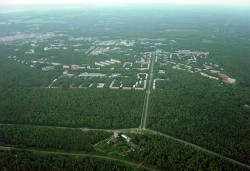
[4,32,236,90]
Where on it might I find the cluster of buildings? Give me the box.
[6,32,238,90]
[86,39,135,56]
[153,78,169,89]
[71,64,80,70]
[89,47,110,55]
[134,54,151,70]
[69,36,96,42]
[25,49,35,54]
[95,58,121,67]
[42,66,54,71]
[44,40,69,51]
[8,55,29,65]
[108,73,147,91]
[200,72,219,80]
[123,62,133,68]
[120,134,140,149]
[176,50,209,55]
[63,70,74,77]
[218,73,236,84]
[44,46,68,51]
[0,32,56,45]
[95,39,135,47]
[7,55,63,70]
[157,50,236,85]
[79,72,106,78]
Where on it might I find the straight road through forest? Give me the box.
[140,52,155,129]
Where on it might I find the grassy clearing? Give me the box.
[95,136,134,157]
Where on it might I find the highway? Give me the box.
[140,52,155,129]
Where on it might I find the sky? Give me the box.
[0,0,250,6]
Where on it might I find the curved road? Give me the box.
[148,129,250,170]
[0,146,152,170]
[32,150,152,170]
[1,123,250,169]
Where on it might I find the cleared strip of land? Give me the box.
[0,146,152,171]
[140,52,155,129]
[1,123,249,169]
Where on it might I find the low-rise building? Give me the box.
[71,64,80,70]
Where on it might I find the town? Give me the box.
[0,4,248,171]
[5,33,236,91]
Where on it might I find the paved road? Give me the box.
[148,129,250,170]
[1,123,250,169]
[0,146,12,151]
[140,52,155,129]
[0,123,138,133]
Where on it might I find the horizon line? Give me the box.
[0,1,250,7]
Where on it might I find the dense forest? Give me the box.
[0,58,55,90]
[1,125,247,170]
[0,88,144,128]
[0,150,147,171]
[148,69,250,164]
[0,55,144,129]
[127,134,246,170]
[0,125,111,152]
[0,4,249,170]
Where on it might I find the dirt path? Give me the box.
[2,147,153,170]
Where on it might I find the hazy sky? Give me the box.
[0,0,250,6]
